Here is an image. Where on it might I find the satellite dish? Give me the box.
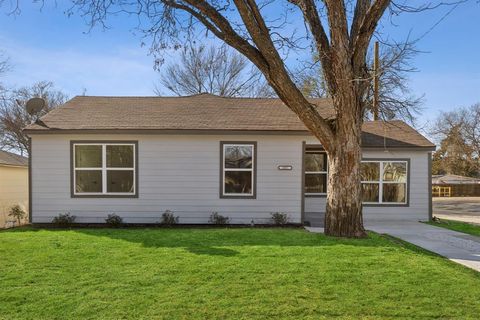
[26,98,46,116]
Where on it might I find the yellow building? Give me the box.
[0,150,28,228]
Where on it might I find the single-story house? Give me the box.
[0,150,29,228]
[24,94,435,226]
[432,174,480,197]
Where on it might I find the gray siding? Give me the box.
[304,145,430,223]
[30,134,304,224]
[31,134,430,225]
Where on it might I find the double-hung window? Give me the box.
[304,150,328,195]
[221,142,256,198]
[72,142,137,197]
[361,160,408,204]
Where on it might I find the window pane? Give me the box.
[224,171,252,194]
[361,162,380,181]
[224,146,252,168]
[76,170,102,193]
[305,152,327,172]
[75,145,102,168]
[107,170,134,193]
[362,183,379,202]
[107,145,134,168]
[305,173,327,194]
[383,162,407,182]
[382,183,406,203]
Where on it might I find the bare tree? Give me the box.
[295,42,423,124]
[0,51,10,101]
[365,42,423,124]
[293,55,328,99]
[0,81,68,156]
[156,43,272,97]
[64,0,465,237]
[431,103,480,177]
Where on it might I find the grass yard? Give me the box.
[428,219,480,237]
[1,228,480,319]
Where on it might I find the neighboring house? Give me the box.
[24,94,435,226]
[432,174,480,197]
[0,150,29,228]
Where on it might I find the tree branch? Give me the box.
[352,0,391,73]
[288,0,336,95]
[350,0,371,43]
[230,0,336,147]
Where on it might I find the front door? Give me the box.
[303,145,327,227]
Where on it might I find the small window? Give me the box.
[304,150,328,195]
[73,142,136,196]
[221,142,255,197]
[361,160,408,204]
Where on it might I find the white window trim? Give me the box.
[73,143,136,196]
[361,160,408,205]
[305,150,328,196]
[222,143,255,197]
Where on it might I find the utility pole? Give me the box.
[373,41,379,121]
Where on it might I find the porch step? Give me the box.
[304,212,325,227]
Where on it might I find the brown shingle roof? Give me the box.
[361,120,435,149]
[25,94,435,149]
[0,150,28,167]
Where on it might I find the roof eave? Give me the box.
[24,128,436,151]
[24,128,312,135]
[361,146,436,151]
[0,163,28,168]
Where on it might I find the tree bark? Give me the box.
[324,96,367,238]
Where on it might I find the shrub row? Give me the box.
[50,211,290,227]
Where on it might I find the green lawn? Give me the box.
[1,228,480,319]
[428,219,480,237]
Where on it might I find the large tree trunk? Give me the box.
[324,97,367,238]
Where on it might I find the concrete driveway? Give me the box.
[433,197,480,224]
[306,221,480,271]
[366,221,480,271]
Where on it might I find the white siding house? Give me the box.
[25,95,435,226]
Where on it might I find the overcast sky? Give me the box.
[1,1,479,129]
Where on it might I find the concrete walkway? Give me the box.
[306,222,480,271]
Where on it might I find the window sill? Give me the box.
[220,194,256,199]
[363,203,409,207]
[72,194,138,198]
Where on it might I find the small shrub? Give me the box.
[105,213,123,227]
[270,212,289,226]
[9,205,26,225]
[52,213,76,227]
[209,212,230,225]
[161,210,179,226]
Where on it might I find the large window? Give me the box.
[361,160,408,204]
[72,142,137,197]
[304,150,328,195]
[221,142,256,198]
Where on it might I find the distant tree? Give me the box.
[293,56,328,99]
[0,51,10,100]
[431,104,480,177]
[156,43,272,97]
[0,81,68,156]
[295,43,422,124]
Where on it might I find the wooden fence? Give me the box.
[432,184,480,197]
